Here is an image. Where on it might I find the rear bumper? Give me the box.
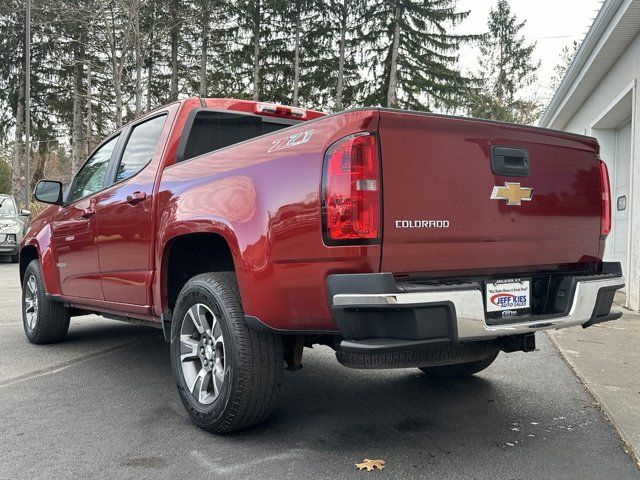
[327,264,624,353]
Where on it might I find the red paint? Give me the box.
[51,196,103,299]
[378,110,602,275]
[21,99,606,332]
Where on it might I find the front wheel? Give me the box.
[22,259,70,344]
[170,272,284,434]
[419,352,499,378]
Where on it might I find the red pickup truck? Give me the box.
[21,98,624,433]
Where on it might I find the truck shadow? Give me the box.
[6,324,633,480]
[237,347,506,449]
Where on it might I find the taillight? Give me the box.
[322,132,381,245]
[599,160,611,237]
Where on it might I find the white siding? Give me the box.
[564,33,639,135]
[560,34,639,309]
[614,120,632,281]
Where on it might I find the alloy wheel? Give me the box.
[179,303,226,405]
[24,274,39,330]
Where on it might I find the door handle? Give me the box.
[80,207,95,219]
[490,146,530,177]
[126,191,147,205]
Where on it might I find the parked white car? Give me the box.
[0,194,30,263]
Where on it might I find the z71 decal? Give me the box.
[267,129,314,153]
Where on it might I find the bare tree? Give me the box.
[386,3,402,108]
[134,0,142,116]
[86,59,93,154]
[98,0,136,127]
[292,0,301,106]
[335,0,348,110]
[252,0,261,101]
[169,0,180,100]
[11,76,25,200]
[71,38,85,174]
[199,1,210,97]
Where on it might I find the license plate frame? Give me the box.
[485,278,531,313]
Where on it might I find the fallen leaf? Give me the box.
[355,459,385,472]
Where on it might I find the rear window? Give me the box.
[177,110,296,162]
[115,114,166,183]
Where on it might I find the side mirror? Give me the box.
[33,180,63,205]
[19,209,31,217]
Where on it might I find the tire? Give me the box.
[10,253,19,263]
[170,272,284,434]
[22,259,70,344]
[419,351,499,378]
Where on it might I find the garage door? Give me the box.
[613,120,631,281]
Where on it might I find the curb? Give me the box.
[546,332,640,470]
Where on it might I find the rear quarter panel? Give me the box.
[155,109,381,330]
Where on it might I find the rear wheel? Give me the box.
[419,352,499,378]
[22,259,70,344]
[10,253,19,263]
[170,272,284,433]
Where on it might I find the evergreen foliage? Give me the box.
[0,0,544,193]
[467,0,541,124]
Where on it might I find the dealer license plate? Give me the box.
[485,279,530,312]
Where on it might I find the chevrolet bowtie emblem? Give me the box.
[490,182,533,206]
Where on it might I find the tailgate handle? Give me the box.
[490,146,529,177]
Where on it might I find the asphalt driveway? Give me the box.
[0,260,638,480]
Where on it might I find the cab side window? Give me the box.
[114,115,166,183]
[68,135,120,203]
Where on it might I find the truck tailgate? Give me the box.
[378,110,603,275]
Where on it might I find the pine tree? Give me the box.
[1,0,503,197]
[468,0,541,124]
[360,0,475,111]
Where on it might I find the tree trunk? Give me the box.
[114,56,124,128]
[292,1,301,106]
[86,60,93,154]
[106,5,123,128]
[11,75,25,200]
[72,41,84,175]
[30,148,47,192]
[386,3,402,108]
[199,3,210,97]
[170,0,179,100]
[252,0,261,101]
[335,0,347,111]
[134,0,142,116]
[147,8,154,111]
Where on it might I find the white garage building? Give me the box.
[540,0,640,311]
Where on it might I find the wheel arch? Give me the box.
[158,227,246,316]
[19,244,39,283]
[19,222,61,296]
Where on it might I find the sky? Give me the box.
[457,0,604,101]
